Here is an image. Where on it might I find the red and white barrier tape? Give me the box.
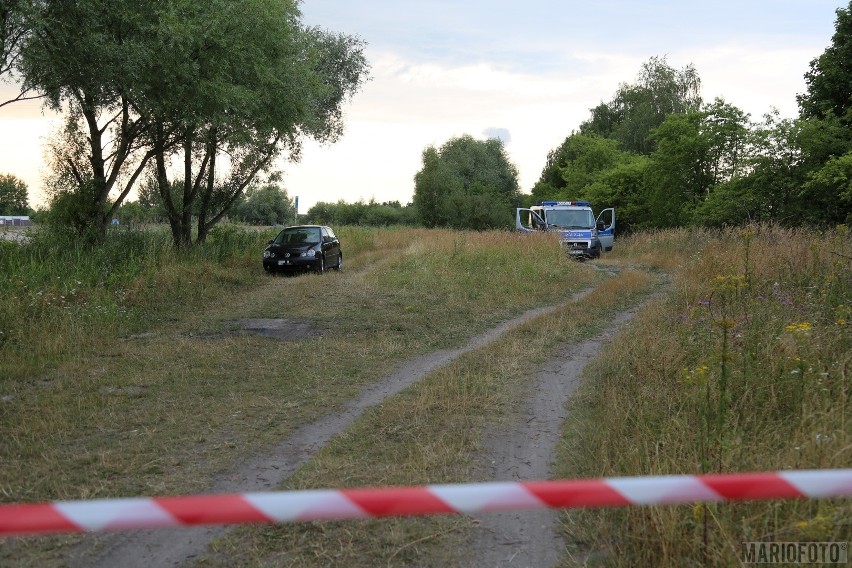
[2,470,851,536]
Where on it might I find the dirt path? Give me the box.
[461,303,647,568]
[69,290,596,568]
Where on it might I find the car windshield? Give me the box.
[274,228,321,245]
[546,209,594,229]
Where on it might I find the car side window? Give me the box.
[326,228,336,240]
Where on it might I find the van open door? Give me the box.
[515,208,546,232]
[596,208,615,252]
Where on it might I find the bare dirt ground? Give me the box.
[461,305,645,568]
[68,291,601,568]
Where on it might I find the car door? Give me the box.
[515,208,546,232]
[596,208,615,252]
[322,227,340,265]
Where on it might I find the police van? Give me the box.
[515,201,615,259]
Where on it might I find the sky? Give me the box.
[0,0,846,212]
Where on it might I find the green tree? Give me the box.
[644,99,751,228]
[306,200,416,227]
[413,135,520,229]
[691,177,762,227]
[644,111,711,227]
[583,154,650,234]
[696,109,833,228]
[0,0,40,107]
[793,2,852,224]
[738,111,805,225]
[21,0,161,243]
[115,200,147,227]
[530,136,576,199]
[0,173,28,214]
[142,1,368,248]
[305,201,336,225]
[413,146,460,228]
[581,56,702,154]
[702,98,750,183]
[0,0,22,80]
[802,152,852,223]
[362,201,417,226]
[232,184,295,226]
[20,0,368,248]
[136,175,167,222]
[797,2,852,123]
[531,133,626,201]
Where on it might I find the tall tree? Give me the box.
[0,0,40,107]
[581,154,650,234]
[232,184,295,226]
[581,56,702,154]
[142,0,367,248]
[0,173,28,214]
[413,146,462,228]
[643,111,710,226]
[794,2,852,224]
[689,105,783,227]
[21,0,367,247]
[702,98,750,184]
[21,0,161,242]
[637,99,751,228]
[797,2,852,123]
[531,133,625,201]
[413,135,520,229]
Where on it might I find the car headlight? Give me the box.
[301,250,317,257]
[263,250,274,258]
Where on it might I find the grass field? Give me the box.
[557,225,852,566]
[0,223,849,566]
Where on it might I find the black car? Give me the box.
[262,225,342,274]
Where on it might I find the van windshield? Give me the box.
[546,209,594,229]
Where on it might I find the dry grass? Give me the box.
[0,226,602,566]
[6,224,845,567]
[200,267,657,567]
[556,224,852,566]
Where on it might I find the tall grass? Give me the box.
[8,223,846,565]
[0,224,267,380]
[1,225,596,566]
[557,224,851,566]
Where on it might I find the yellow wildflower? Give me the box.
[680,365,710,386]
[795,512,833,540]
[835,305,850,326]
[712,274,748,292]
[692,502,704,523]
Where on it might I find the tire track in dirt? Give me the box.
[461,300,650,568]
[69,289,597,568]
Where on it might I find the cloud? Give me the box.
[281,49,646,210]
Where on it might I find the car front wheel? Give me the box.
[315,255,325,274]
[333,253,342,271]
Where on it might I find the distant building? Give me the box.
[0,215,31,226]
[0,216,31,227]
